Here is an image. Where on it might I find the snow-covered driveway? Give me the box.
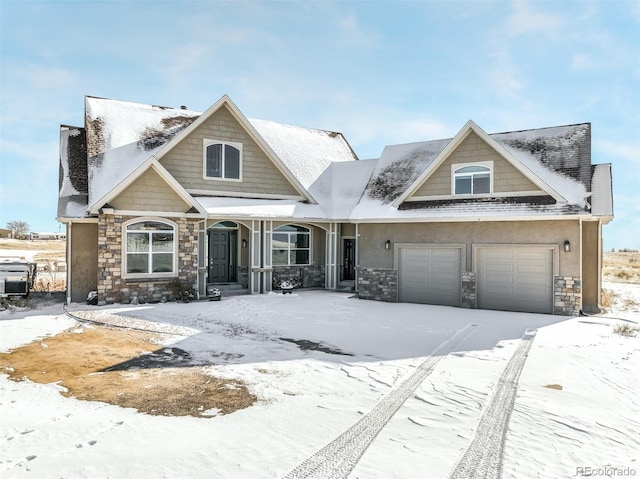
[1,290,638,478]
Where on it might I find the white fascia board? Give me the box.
[351,214,593,224]
[112,210,206,219]
[204,214,331,223]
[88,158,206,215]
[56,217,98,224]
[392,120,566,207]
[153,94,316,205]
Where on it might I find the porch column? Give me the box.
[197,220,206,298]
[262,220,273,292]
[326,222,338,289]
[250,220,261,294]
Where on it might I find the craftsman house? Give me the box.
[58,95,613,315]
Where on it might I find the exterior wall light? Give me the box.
[385,240,391,250]
[242,239,247,248]
[564,240,571,252]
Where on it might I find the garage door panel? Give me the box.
[398,247,461,307]
[477,247,553,314]
[485,263,516,274]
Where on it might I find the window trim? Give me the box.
[122,218,178,280]
[203,139,243,182]
[271,224,312,266]
[451,161,493,196]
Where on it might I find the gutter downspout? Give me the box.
[66,223,72,305]
[355,223,359,293]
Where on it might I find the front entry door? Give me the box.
[208,230,237,282]
[343,239,355,280]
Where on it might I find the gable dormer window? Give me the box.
[204,140,242,181]
[453,163,492,195]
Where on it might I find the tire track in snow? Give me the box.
[282,323,478,479]
[448,329,537,479]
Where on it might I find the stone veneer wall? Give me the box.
[461,272,476,309]
[554,276,582,316]
[272,264,325,289]
[97,214,199,305]
[237,266,249,289]
[357,267,398,302]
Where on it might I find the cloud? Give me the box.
[570,54,599,71]
[334,12,378,48]
[483,48,526,100]
[505,0,564,37]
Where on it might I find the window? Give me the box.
[272,225,310,266]
[454,165,491,195]
[125,220,175,275]
[204,140,241,180]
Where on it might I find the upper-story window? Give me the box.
[204,140,242,180]
[453,164,491,195]
[272,224,311,266]
[124,220,176,276]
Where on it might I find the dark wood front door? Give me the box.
[343,238,355,280]
[208,230,237,283]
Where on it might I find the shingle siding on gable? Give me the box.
[159,106,299,197]
[410,132,540,198]
[111,168,189,212]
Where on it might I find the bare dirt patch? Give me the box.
[0,324,256,417]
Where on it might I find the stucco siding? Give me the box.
[358,220,581,276]
[410,132,540,198]
[341,223,356,237]
[160,105,299,197]
[111,168,189,212]
[70,222,98,302]
[581,221,601,313]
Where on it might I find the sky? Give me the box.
[0,0,638,249]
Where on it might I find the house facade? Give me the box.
[57,95,613,315]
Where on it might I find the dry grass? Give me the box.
[613,322,640,337]
[0,239,66,253]
[603,251,640,284]
[0,325,256,417]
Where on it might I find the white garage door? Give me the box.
[476,247,553,314]
[398,247,462,307]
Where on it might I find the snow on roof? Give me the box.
[85,96,200,157]
[81,97,358,211]
[250,119,359,190]
[590,163,614,217]
[85,97,199,208]
[365,139,451,203]
[492,124,590,206]
[308,159,376,219]
[60,96,601,223]
[350,194,584,221]
[362,123,591,214]
[194,197,328,220]
[58,126,89,218]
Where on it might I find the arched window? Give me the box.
[272,225,310,266]
[125,220,176,275]
[454,164,491,195]
[204,140,241,180]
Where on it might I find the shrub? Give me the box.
[613,322,640,337]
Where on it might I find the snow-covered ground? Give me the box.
[1,285,639,478]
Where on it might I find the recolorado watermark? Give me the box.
[575,465,637,477]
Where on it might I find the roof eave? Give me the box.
[152,94,318,205]
[87,157,206,216]
[391,120,568,207]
